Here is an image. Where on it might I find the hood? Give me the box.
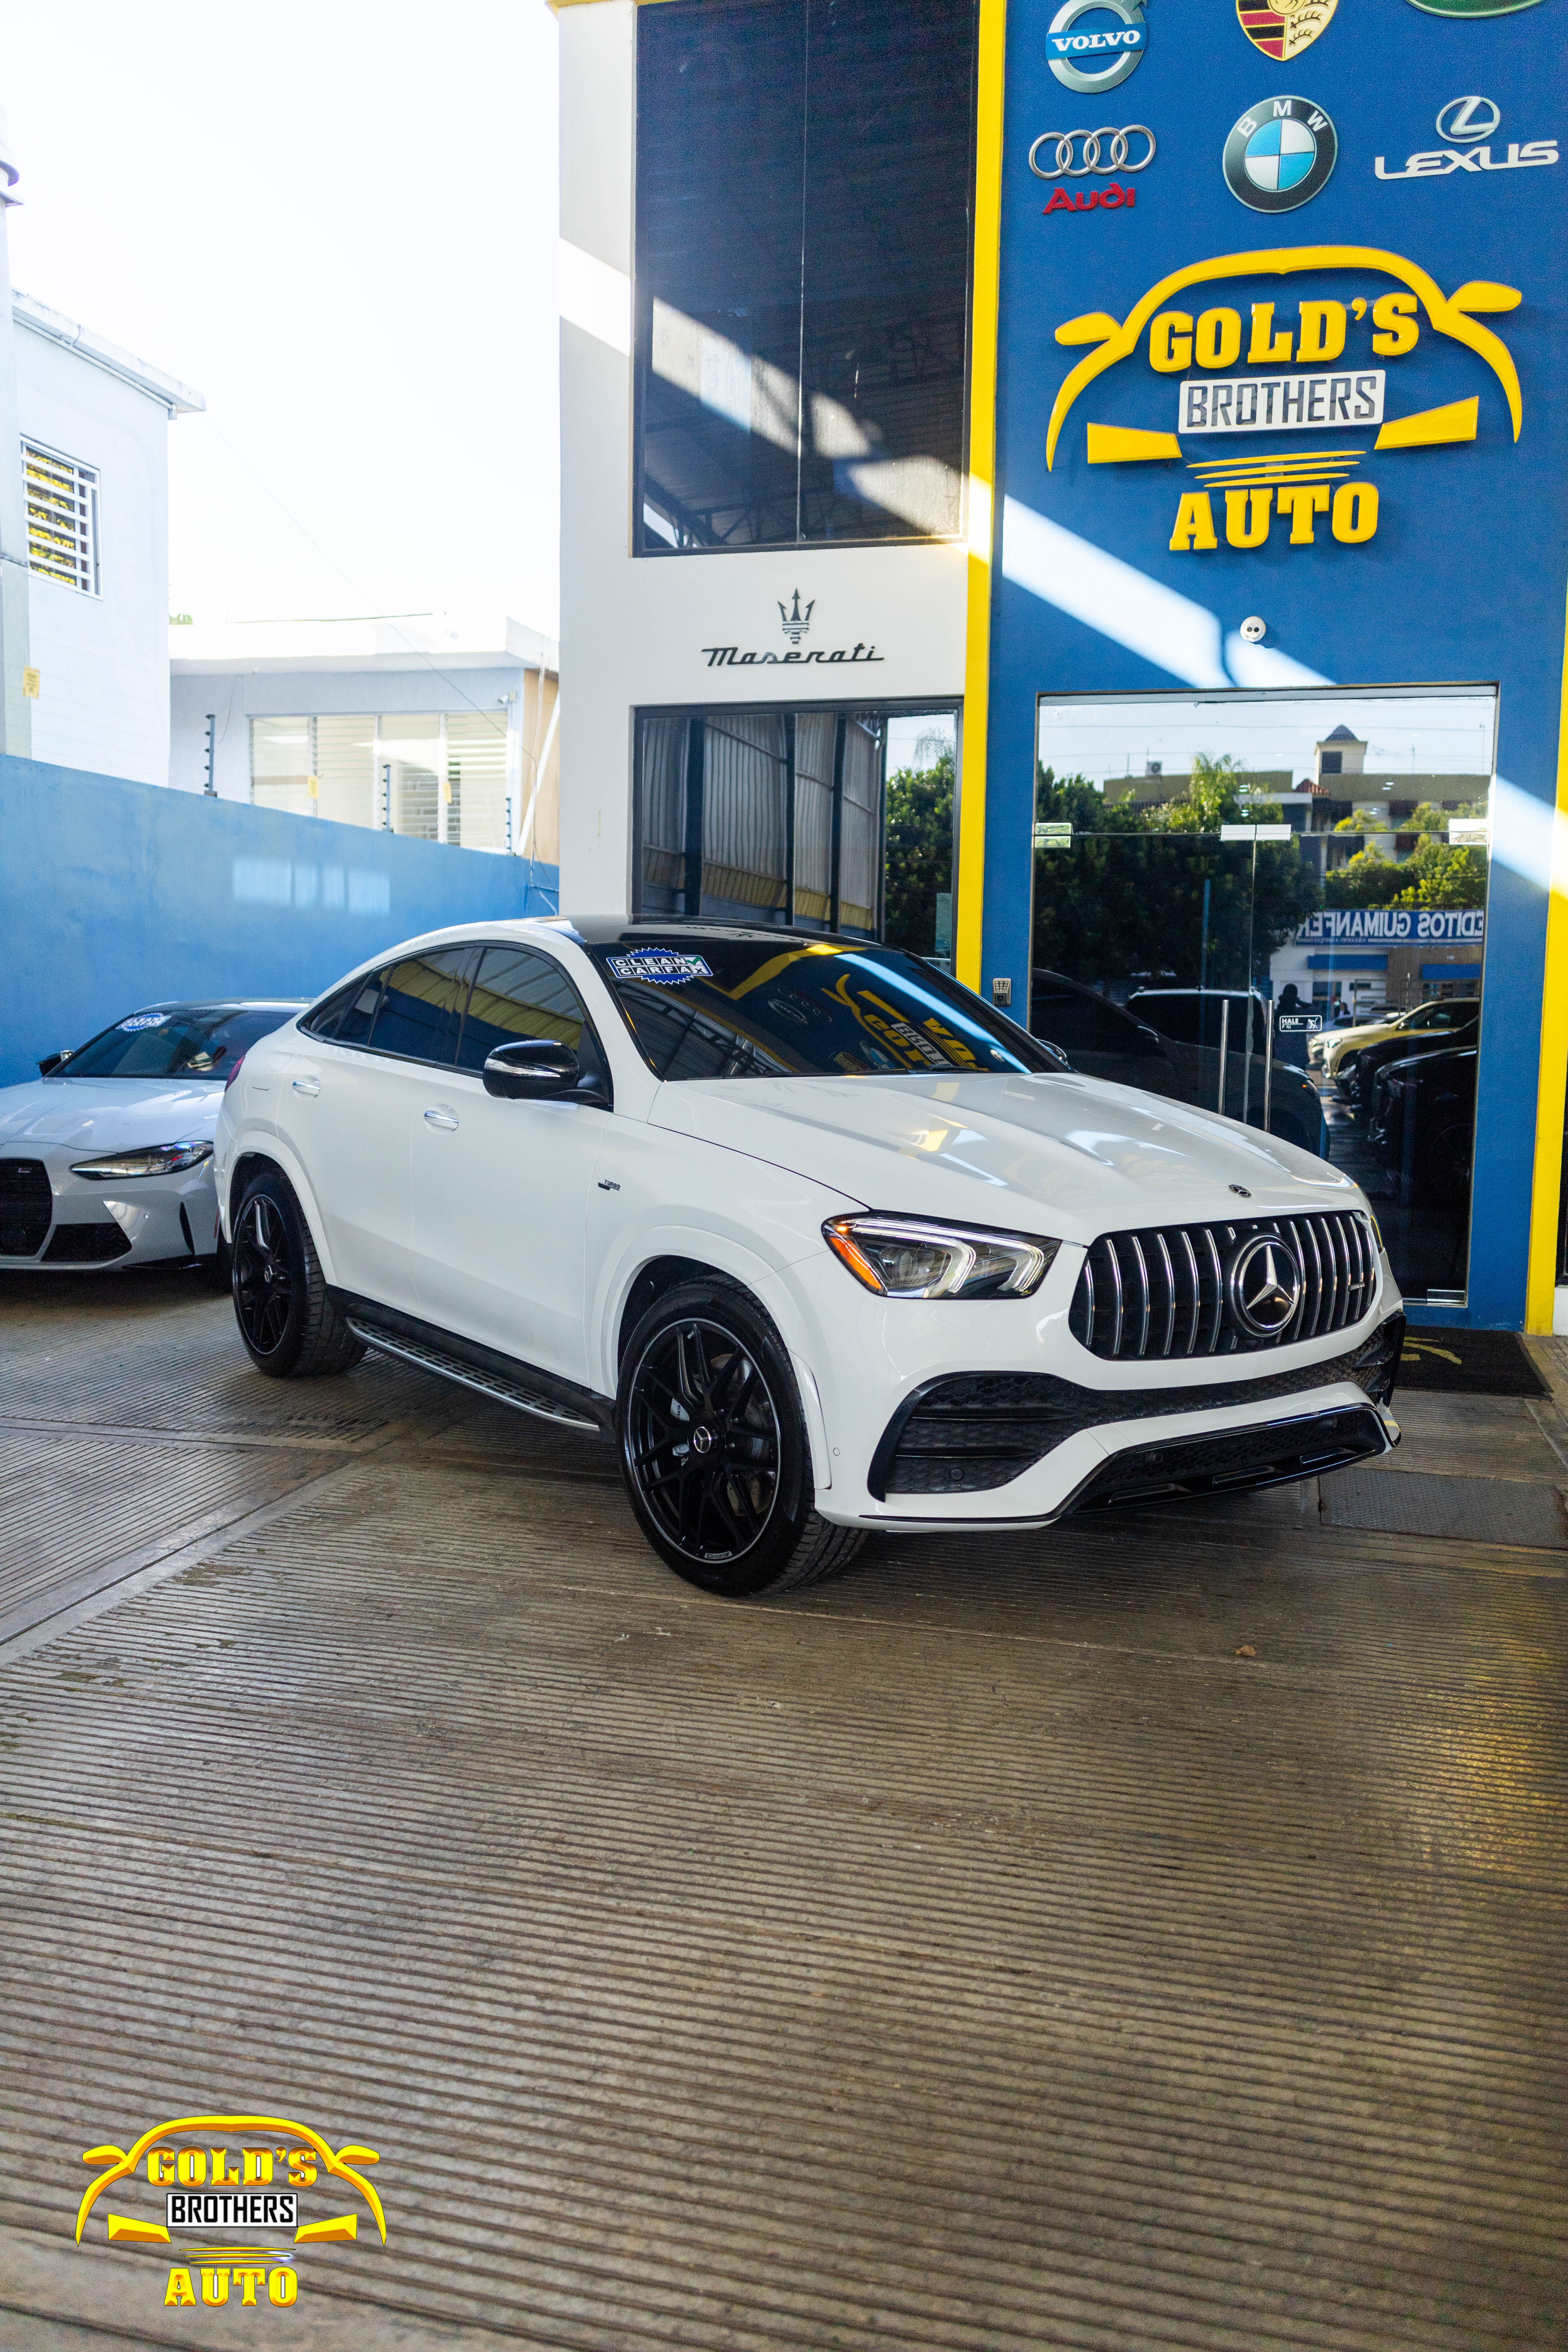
[0,1076,224,1154]
[651,1069,1361,1243]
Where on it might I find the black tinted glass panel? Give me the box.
[634,0,975,553]
[307,974,384,1046]
[458,947,609,1089]
[368,948,475,1063]
[1029,975,1151,1059]
[62,1006,298,1079]
[590,937,1061,1080]
[1131,992,1267,1055]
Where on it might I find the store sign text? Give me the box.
[702,643,884,669]
[1295,908,1485,943]
[1180,370,1384,432]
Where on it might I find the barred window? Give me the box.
[24,441,100,595]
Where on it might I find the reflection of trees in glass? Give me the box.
[883,748,953,952]
[1031,754,1321,991]
[1325,838,1486,911]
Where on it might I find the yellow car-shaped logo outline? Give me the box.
[1045,243,1522,469]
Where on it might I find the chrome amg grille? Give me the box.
[1069,1211,1378,1360]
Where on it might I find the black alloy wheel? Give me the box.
[617,1280,864,1597]
[233,1189,294,1356]
[230,1168,364,1379]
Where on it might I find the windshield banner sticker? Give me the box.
[606,949,714,985]
[117,1013,170,1031]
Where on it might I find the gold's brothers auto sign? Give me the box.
[1046,242,1522,557]
[75,2111,386,2311]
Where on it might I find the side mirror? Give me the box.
[38,1050,71,1076]
[482,1039,582,1100]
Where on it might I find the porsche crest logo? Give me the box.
[1236,0,1338,60]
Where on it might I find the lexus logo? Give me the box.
[1436,94,1500,144]
[1226,1233,1303,1339]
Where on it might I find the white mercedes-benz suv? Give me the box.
[214,921,1404,1596]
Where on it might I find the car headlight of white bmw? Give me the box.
[69,1141,214,1180]
[824,1214,1061,1300]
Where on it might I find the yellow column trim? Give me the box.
[1525,582,1568,1331]
[956,0,1007,994]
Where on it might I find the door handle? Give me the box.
[423,1107,459,1131]
[291,1077,320,1096]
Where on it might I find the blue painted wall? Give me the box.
[985,0,1566,1328]
[0,754,559,1088]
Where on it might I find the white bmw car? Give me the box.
[0,1000,303,1275]
[214,923,1405,1596]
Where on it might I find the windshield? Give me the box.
[587,938,1066,1081]
[58,1006,299,1080]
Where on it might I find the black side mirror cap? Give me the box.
[482,1040,582,1100]
[37,1050,71,1076]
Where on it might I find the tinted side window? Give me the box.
[1030,980,1152,1059]
[305,974,384,1045]
[368,947,476,1063]
[458,947,611,1090]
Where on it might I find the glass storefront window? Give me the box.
[635,704,891,932]
[634,701,957,949]
[634,0,977,554]
[1026,687,1495,1308]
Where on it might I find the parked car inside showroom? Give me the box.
[214,923,1405,1597]
[1028,973,1326,1155]
[0,1000,303,1275]
[1367,1045,1477,1211]
[1311,997,1478,1086]
[1338,1002,1478,1110]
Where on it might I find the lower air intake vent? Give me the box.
[0,1158,53,1257]
[43,1222,133,1263]
[1070,1211,1376,1361]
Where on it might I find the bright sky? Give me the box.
[1038,690,1498,790]
[2,0,561,631]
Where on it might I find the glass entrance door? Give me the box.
[1027,688,1495,1308]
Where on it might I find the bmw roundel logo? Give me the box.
[1222,95,1338,213]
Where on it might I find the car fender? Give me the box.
[220,1124,340,1282]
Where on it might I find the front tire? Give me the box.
[231,1169,364,1378]
[617,1279,864,1597]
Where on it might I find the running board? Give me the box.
[346,1320,605,1435]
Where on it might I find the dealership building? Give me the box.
[552,0,1568,1334]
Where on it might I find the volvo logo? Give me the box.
[1029,125,1156,176]
[1436,94,1500,144]
[1226,1234,1304,1339]
[1046,0,1147,94]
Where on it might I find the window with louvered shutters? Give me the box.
[24,441,100,594]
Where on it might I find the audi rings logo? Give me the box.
[1225,1234,1304,1341]
[1029,124,1156,178]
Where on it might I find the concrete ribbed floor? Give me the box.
[0,1283,1563,2350]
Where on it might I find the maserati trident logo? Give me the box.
[1226,1232,1304,1339]
[779,590,814,646]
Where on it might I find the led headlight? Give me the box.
[69,1141,213,1180]
[824,1214,1060,1300]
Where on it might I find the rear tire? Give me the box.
[617,1279,864,1597]
[231,1168,364,1378]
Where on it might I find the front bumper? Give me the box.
[0,1150,220,1271]
[775,1235,1404,1530]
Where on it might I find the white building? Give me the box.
[555,0,969,937]
[0,110,204,787]
[13,295,202,787]
[168,613,560,870]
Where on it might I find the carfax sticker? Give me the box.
[605,949,713,985]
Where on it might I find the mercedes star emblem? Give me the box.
[1226,1233,1304,1339]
